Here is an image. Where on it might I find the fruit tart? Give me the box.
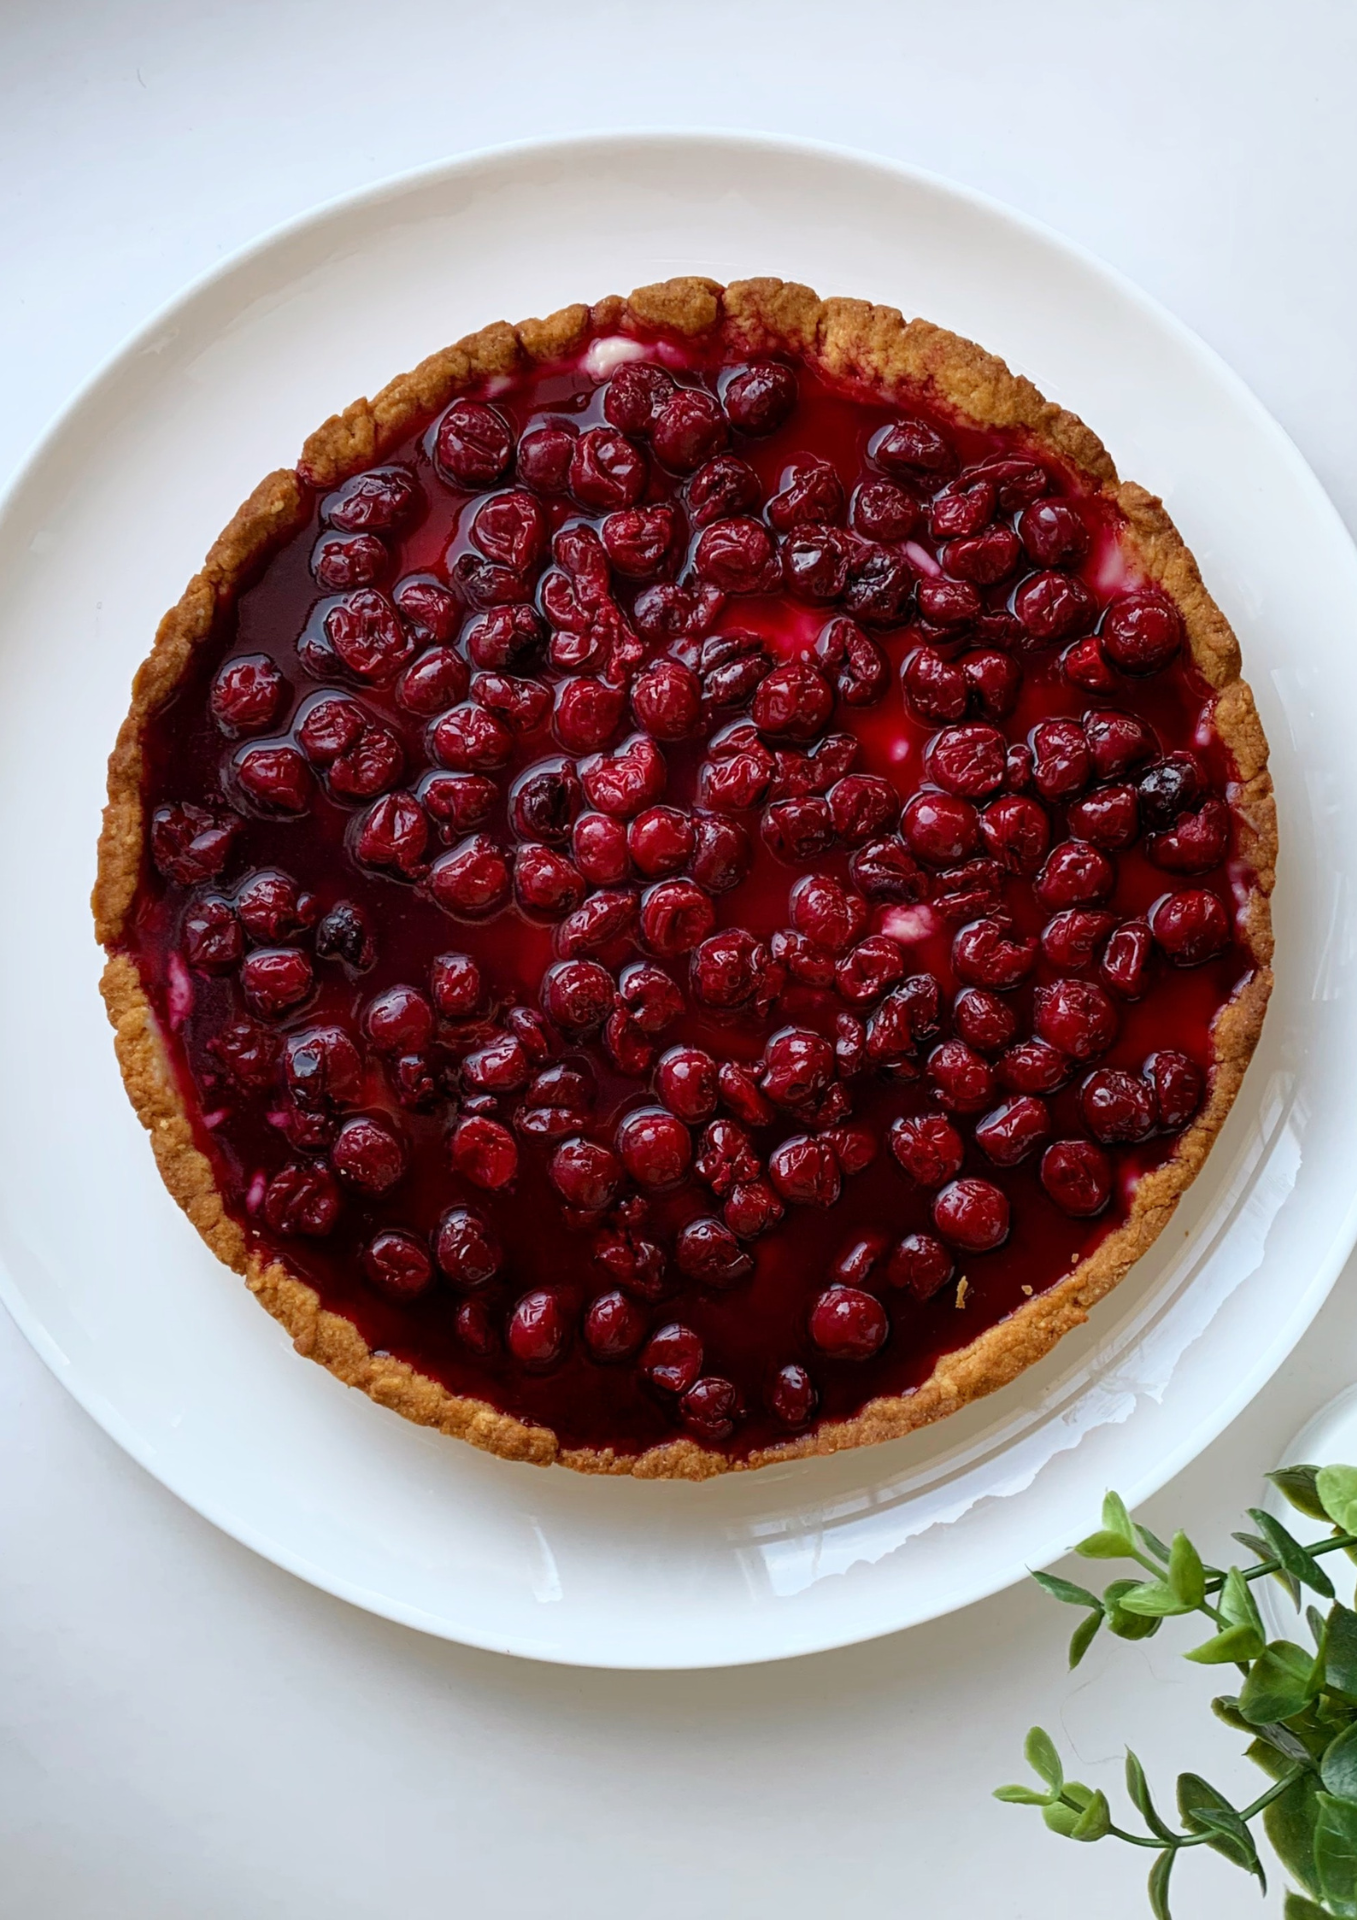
[93,276,1275,1477]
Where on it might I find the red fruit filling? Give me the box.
[118,324,1260,1461]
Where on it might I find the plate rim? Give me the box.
[3,126,1356,1668]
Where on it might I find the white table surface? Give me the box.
[3,3,1355,1913]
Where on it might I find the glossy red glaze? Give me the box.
[121,329,1259,1460]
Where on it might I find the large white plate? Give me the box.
[0,131,1351,1669]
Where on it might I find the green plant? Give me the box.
[996,1466,1357,1918]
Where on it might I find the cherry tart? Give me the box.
[94,276,1275,1477]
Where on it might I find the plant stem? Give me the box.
[1053,1766,1304,1852]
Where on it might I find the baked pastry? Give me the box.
[93,277,1275,1478]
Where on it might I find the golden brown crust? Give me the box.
[94,277,1275,1479]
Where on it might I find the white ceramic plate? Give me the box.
[1,131,1352,1669]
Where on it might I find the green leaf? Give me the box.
[994,1784,1051,1805]
[1185,1622,1266,1665]
[1076,1528,1135,1560]
[1239,1640,1319,1724]
[1071,1788,1111,1842]
[1068,1609,1102,1670]
[1024,1726,1063,1793]
[1168,1531,1207,1609]
[1148,1849,1175,1920]
[1250,1508,1337,1599]
[1270,1465,1331,1523]
[1318,1467,1357,1536]
[1285,1895,1335,1920]
[1310,1604,1330,1648]
[1103,1577,1163,1641]
[1328,1607,1357,1698]
[1125,1750,1175,1840]
[1266,1773,1324,1899]
[1118,1579,1193,1618]
[1236,1531,1303,1608]
[1103,1490,1134,1540]
[1031,1569,1101,1609]
[1178,1773,1264,1884]
[1135,1521,1172,1562]
[1042,1798,1080,1837]
[1221,1566,1267,1638]
[1214,1695,1252,1733]
[1324,1724,1357,1802]
[1315,1791,1357,1916]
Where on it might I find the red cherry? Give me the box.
[332,1115,405,1193]
[979,794,1051,874]
[872,416,956,479]
[590,1222,667,1301]
[421,772,497,837]
[312,904,375,973]
[1033,978,1118,1060]
[434,401,514,487]
[759,1028,836,1110]
[834,935,906,1006]
[1144,1049,1205,1129]
[686,454,761,528]
[431,702,513,773]
[548,1137,622,1210]
[617,963,683,1034]
[930,476,995,538]
[615,1108,692,1190]
[462,1033,531,1095]
[601,504,680,579]
[515,417,576,491]
[1100,592,1183,673]
[465,603,545,671]
[558,887,639,957]
[355,792,429,875]
[628,805,694,877]
[1085,710,1159,779]
[953,987,1017,1053]
[1079,1068,1155,1144]
[723,1179,785,1239]
[236,744,312,814]
[210,1016,280,1088]
[827,774,898,848]
[446,1115,517,1190]
[635,878,711,956]
[363,986,434,1055]
[150,802,239,885]
[1100,919,1153,998]
[324,588,414,681]
[653,389,728,472]
[1035,840,1115,910]
[508,1290,570,1371]
[572,810,630,886]
[541,959,613,1034]
[768,1136,841,1207]
[1018,499,1089,566]
[1067,784,1140,850]
[428,836,511,919]
[472,671,551,737]
[1041,909,1117,971]
[396,646,469,716]
[263,1162,340,1237]
[603,361,675,434]
[927,1039,995,1112]
[471,489,546,571]
[1062,634,1117,693]
[211,654,285,732]
[953,919,1038,991]
[888,1113,964,1188]
[853,478,918,542]
[641,1323,704,1394]
[393,575,461,643]
[182,897,243,973]
[769,458,845,531]
[942,525,1021,585]
[789,873,869,953]
[997,1039,1070,1096]
[1040,1139,1112,1216]
[1031,718,1091,801]
[630,659,701,742]
[583,1290,648,1362]
[515,844,585,916]
[1148,798,1231,873]
[435,1205,502,1285]
[322,465,419,532]
[917,577,981,628]
[723,360,797,434]
[1014,571,1094,642]
[679,1375,743,1441]
[1150,889,1231,965]
[695,517,782,595]
[455,1298,499,1356]
[809,1286,888,1360]
[901,791,979,865]
[887,1232,955,1299]
[430,950,483,1018]
[927,725,1007,799]
[677,1216,755,1287]
[363,1230,433,1301]
[241,946,314,1016]
[932,1177,1009,1251]
[783,524,853,603]
[657,1046,720,1123]
[285,1025,364,1108]
[769,1362,818,1426]
[581,734,666,819]
[975,1095,1051,1166]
